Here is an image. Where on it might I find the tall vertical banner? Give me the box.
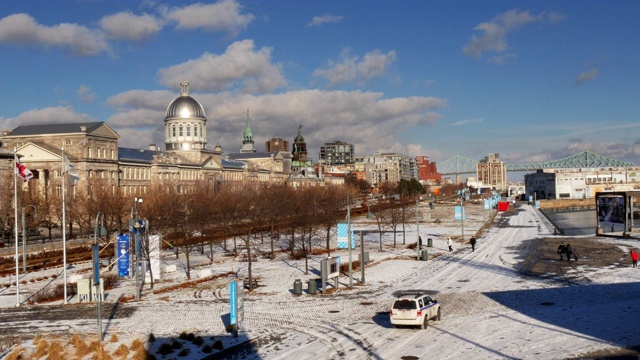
[117,234,130,277]
[147,234,161,282]
[454,206,466,220]
[336,223,356,249]
[230,281,237,326]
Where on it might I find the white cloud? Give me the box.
[450,118,484,127]
[106,88,446,156]
[489,53,517,65]
[157,40,286,93]
[462,9,564,62]
[313,49,397,85]
[77,85,97,103]
[576,68,599,85]
[162,0,254,36]
[0,13,109,56]
[308,14,344,27]
[8,106,97,127]
[99,11,163,40]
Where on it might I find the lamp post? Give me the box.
[416,198,420,260]
[347,196,353,288]
[93,212,106,341]
[21,205,38,273]
[130,197,143,301]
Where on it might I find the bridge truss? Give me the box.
[438,150,637,176]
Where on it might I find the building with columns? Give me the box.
[0,83,290,201]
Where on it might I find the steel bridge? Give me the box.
[438,150,637,176]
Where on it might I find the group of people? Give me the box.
[445,236,477,252]
[557,242,579,261]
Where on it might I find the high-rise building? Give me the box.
[477,153,507,191]
[319,141,354,166]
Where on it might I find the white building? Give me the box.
[525,167,640,200]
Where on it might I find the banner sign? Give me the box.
[148,235,161,282]
[117,234,130,277]
[337,223,356,249]
[454,206,466,220]
[230,281,237,326]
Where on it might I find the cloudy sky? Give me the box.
[0,0,639,173]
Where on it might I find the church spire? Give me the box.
[240,108,256,153]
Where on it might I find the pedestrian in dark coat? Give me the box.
[565,244,573,262]
[557,242,566,261]
[470,237,476,252]
[631,250,638,268]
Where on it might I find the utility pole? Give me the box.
[416,198,420,260]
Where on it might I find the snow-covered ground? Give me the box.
[1,202,640,359]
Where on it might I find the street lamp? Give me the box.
[21,205,38,273]
[130,197,143,301]
[93,212,106,341]
[416,198,420,260]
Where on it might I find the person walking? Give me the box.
[565,244,573,262]
[447,237,453,252]
[557,242,566,261]
[470,237,477,252]
[631,249,638,268]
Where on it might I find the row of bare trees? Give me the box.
[2,173,420,290]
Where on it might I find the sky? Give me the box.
[1,0,639,174]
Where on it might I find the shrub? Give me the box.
[192,336,203,346]
[201,344,213,353]
[171,339,183,349]
[177,348,190,357]
[212,340,224,350]
[113,344,130,358]
[110,333,119,343]
[156,342,173,355]
[147,333,156,343]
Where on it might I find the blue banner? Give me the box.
[455,206,466,220]
[117,234,130,277]
[337,223,356,249]
[230,281,237,325]
[93,244,100,285]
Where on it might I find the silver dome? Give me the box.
[165,95,206,120]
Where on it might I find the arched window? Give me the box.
[187,125,191,137]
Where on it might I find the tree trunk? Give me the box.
[325,225,331,257]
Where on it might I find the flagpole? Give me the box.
[13,149,20,307]
[62,147,68,304]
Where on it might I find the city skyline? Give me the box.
[0,0,638,169]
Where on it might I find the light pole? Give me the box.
[130,197,143,301]
[416,198,420,260]
[93,212,106,341]
[347,196,353,288]
[21,205,38,273]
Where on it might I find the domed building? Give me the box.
[164,82,208,154]
[0,82,291,204]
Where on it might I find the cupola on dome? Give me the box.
[165,82,206,120]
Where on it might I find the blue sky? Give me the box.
[1,0,639,174]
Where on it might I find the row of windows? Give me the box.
[87,147,115,159]
[121,167,151,180]
[167,123,205,138]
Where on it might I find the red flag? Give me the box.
[15,155,33,182]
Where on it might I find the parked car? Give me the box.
[390,290,441,329]
[27,228,41,237]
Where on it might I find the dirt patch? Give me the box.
[522,236,633,283]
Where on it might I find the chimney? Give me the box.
[1,130,11,136]
[80,126,87,132]
[149,144,157,151]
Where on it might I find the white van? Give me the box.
[390,290,441,329]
